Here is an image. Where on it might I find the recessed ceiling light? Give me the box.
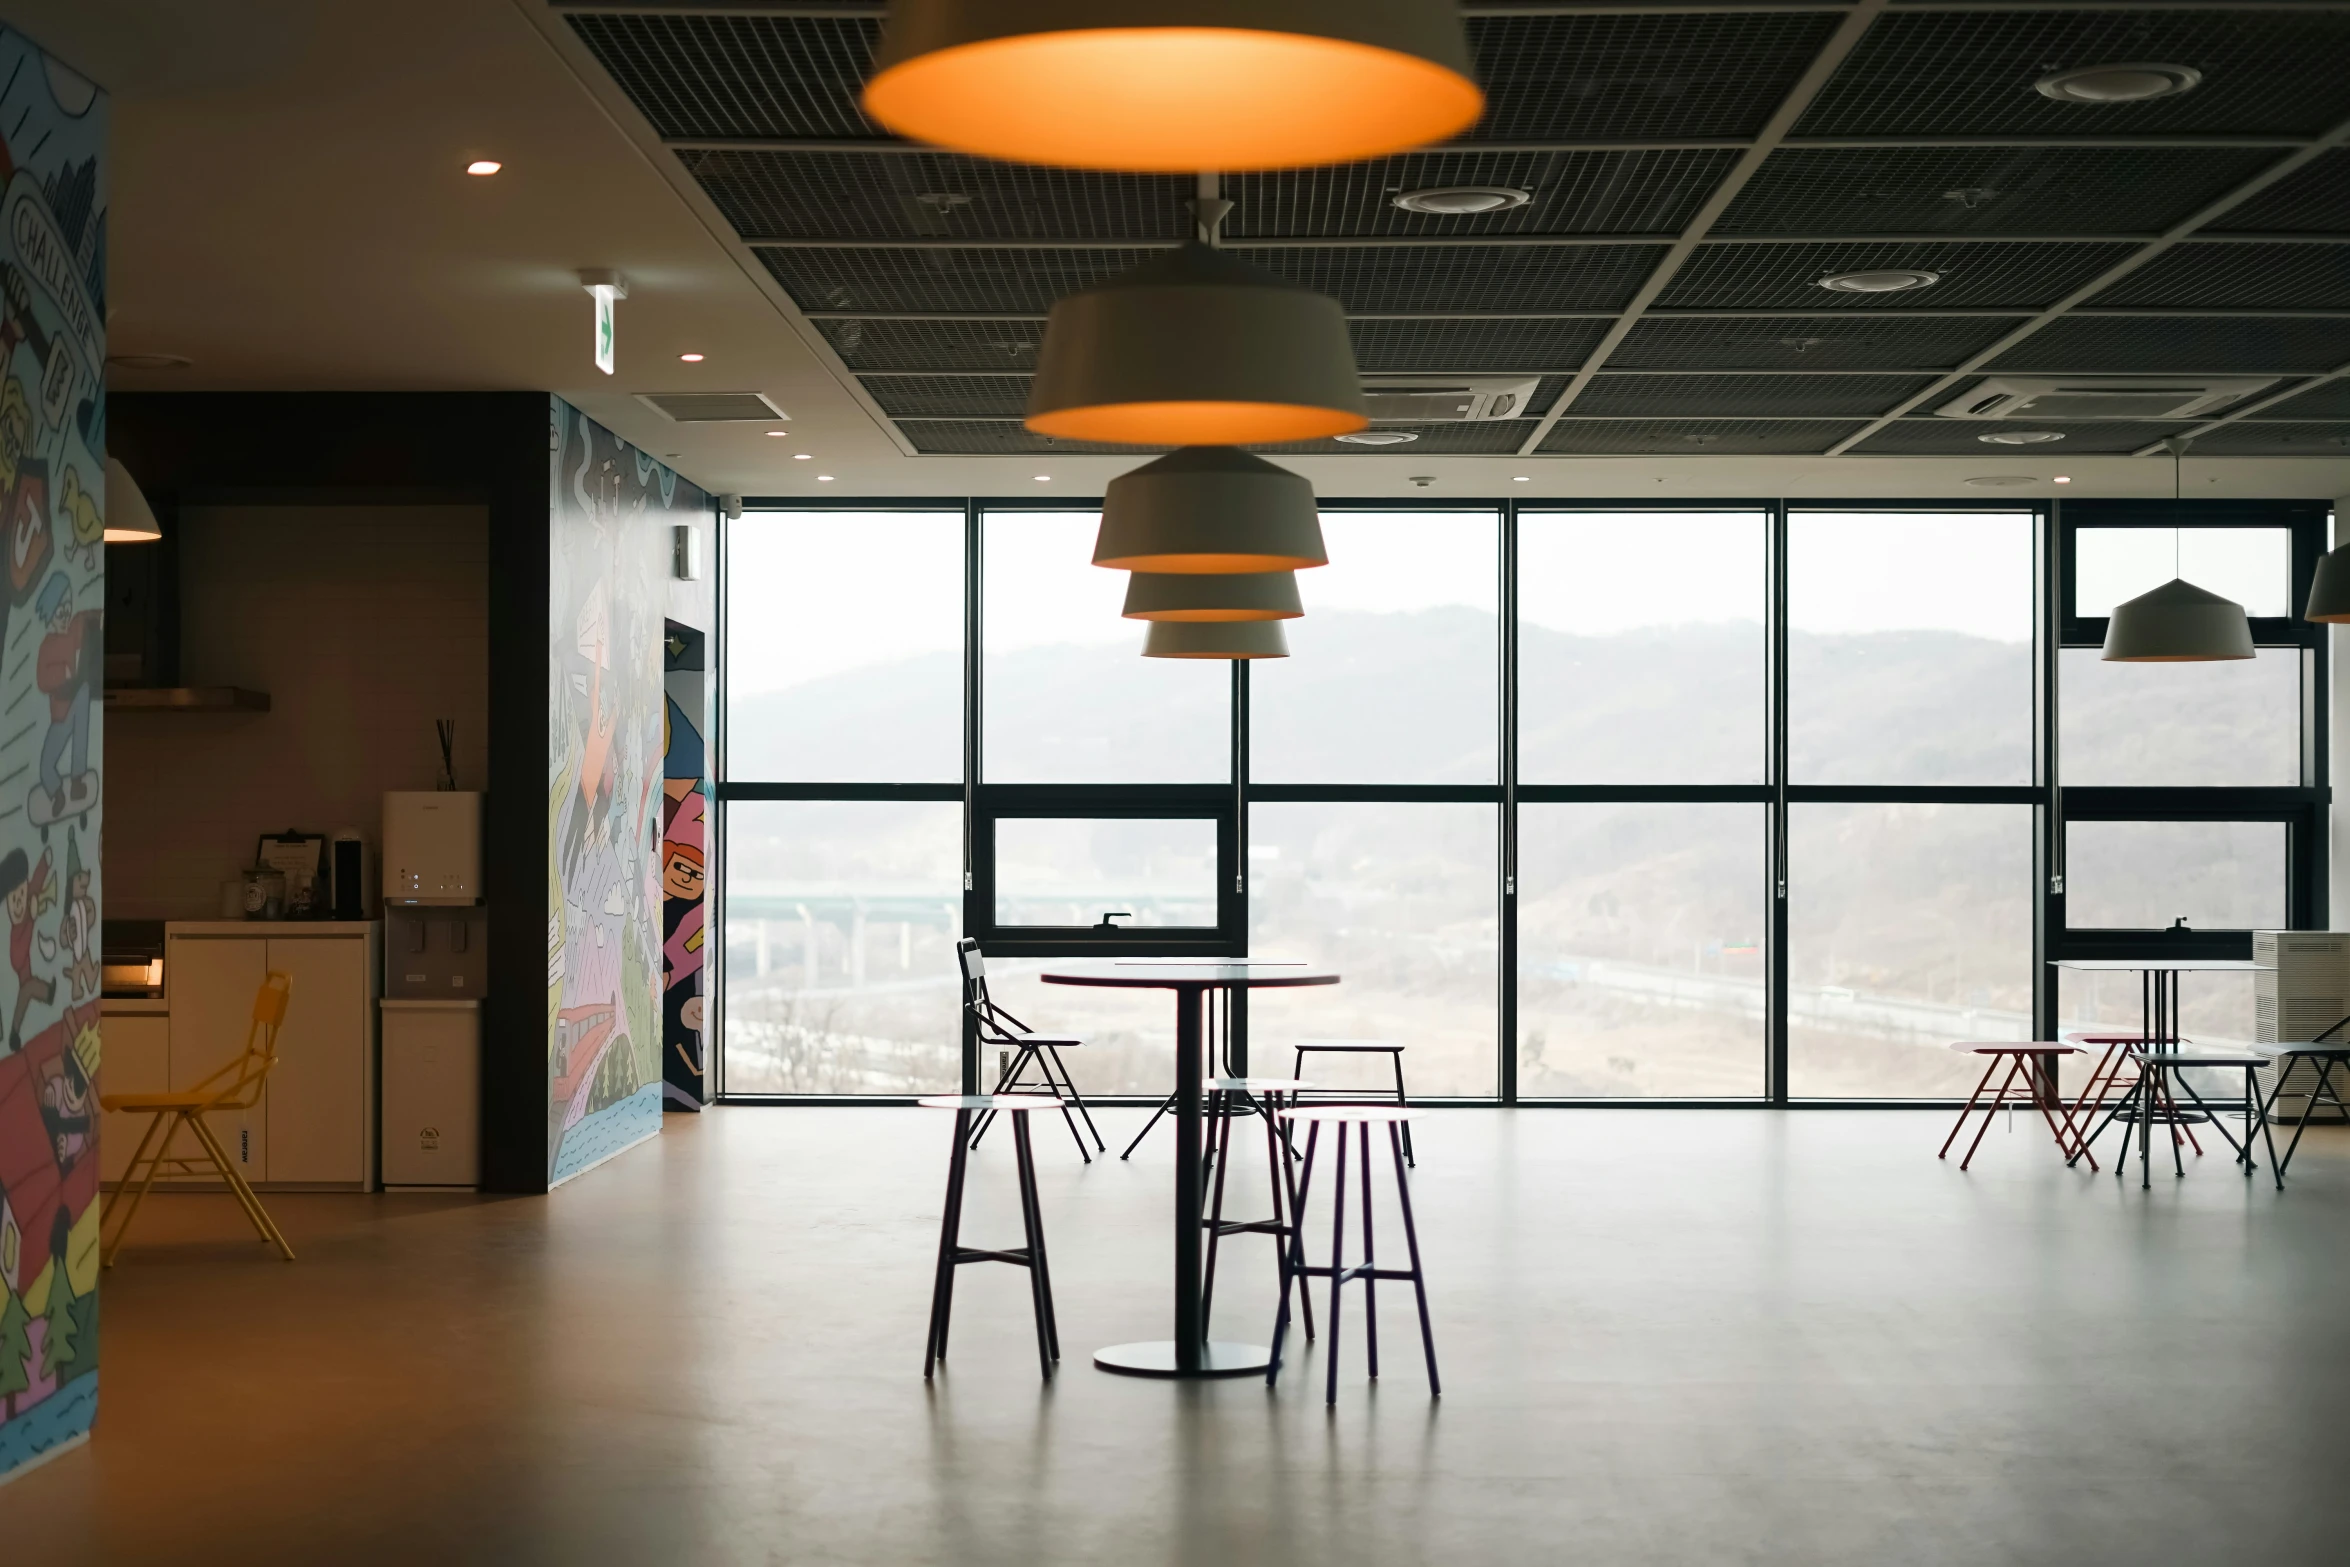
[1979,430,2065,445]
[105,352,192,370]
[1392,185,1531,215]
[1819,269,1940,294]
[679,352,705,363]
[817,474,835,482]
[2054,475,2073,483]
[793,451,812,459]
[466,159,502,176]
[1966,475,2037,487]
[2035,63,2202,104]
[767,429,789,438]
[1034,474,1052,482]
[1335,430,1419,445]
[1512,475,1530,482]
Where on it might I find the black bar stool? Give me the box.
[2255,1043,2350,1187]
[2135,1049,2275,1180]
[920,1094,1061,1380]
[1267,1105,1437,1406]
[1200,1076,1315,1343]
[1290,1039,1415,1165]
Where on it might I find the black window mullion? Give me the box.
[962,497,981,1093]
[1766,499,1790,1105]
[1500,498,1519,1106]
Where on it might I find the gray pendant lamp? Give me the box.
[2101,438,2255,662]
[2305,538,2350,621]
[1143,620,1290,659]
[1124,569,1302,621]
[860,0,1483,174]
[1028,213,1365,445]
[104,456,163,543]
[1094,447,1327,574]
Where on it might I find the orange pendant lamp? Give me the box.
[1027,238,1366,445]
[861,0,1483,174]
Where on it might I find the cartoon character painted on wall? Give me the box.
[661,788,706,1078]
[0,848,56,1051]
[29,571,96,831]
[56,833,93,1003]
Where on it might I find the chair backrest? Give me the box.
[956,938,988,1004]
[955,938,1026,1041]
[198,971,294,1110]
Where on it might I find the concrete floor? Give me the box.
[6,1105,2350,1565]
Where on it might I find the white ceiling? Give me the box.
[12,0,2348,505]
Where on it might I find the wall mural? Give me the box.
[661,620,708,1110]
[0,26,105,1480]
[546,399,695,1186]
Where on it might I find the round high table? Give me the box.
[1041,962,1339,1378]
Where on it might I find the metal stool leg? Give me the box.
[1043,1045,1107,1153]
[1266,1120,1322,1388]
[1388,1120,1440,1398]
[1120,1090,1178,1161]
[970,1047,1036,1149]
[1391,1053,1415,1166]
[1325,1122,1348,1407]
[1940,1053,2007,1159]
[1202,1091,1234,1332]
[1011,1112,1057,1379]
[1358,1122,1379,1382]
[1957,1056,2027,1172]
[1264,1092,1313,1342]
[925,1109,973,1378]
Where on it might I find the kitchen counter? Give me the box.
[167,920,381,937]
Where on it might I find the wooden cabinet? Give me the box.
[97,1008,170,1186]
[159,923,380,1190]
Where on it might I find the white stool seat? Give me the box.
[918,1094,1063,1112]
[1278,1104,1424,1124]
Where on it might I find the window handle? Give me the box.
[1095,911,1131,930]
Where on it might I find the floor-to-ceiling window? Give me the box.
[714,496,2328,1102]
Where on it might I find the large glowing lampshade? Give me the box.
[104,456,163,543]
[861,0,1483,173]
[1094,448,1327,574]
[2101,578,2256,661]
[1028,245,1364,445]
[1143,620,1290,659]
[1123,569,1302,621]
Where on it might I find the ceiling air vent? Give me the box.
[634,392,791,423]
[1934,377,2273,422]
[1361,377,1541,422]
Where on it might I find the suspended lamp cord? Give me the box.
[2166,435,2191,577]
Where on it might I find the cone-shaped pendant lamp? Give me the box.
[1094,447,1327,574]
[2305,543,2350,621]
[2102,437,2255,661]
[2101,578,2256,661]
[1027,243,1365,446]
[861,0,1483,174]
[104,456,163,543]
[1124,569,1303,621]
[1143,620,1290,658]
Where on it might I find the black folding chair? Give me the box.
[959,939,1105,1162]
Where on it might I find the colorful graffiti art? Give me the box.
[545,400,701,1185]
[661,621,708,1110]
[0,26,105,1480]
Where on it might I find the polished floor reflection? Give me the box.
[9,1107,2350,1565]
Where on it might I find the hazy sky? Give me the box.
[725,505,2292,697]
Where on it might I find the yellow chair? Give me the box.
[101,971,297,1264]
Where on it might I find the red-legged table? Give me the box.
[1041,962,1339,1378]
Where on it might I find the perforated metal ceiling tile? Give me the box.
[2213,151,2350,236]
[1991,314,2350,373]
[1467,10,1842,141]
[1538,419,1864,456]
[2089,244,2350,311]
[2258,377,2350,419]
[2184,421,2350,456]
[759,247,1149,314]
[1716,147,2277,238]
[1348,318,1612,374]
[1848,419,2196,456]
[685,150,1189,243]
[1572,374,1938,419]
[1231,245,1666,313]
[1224,149,1737,239]
[1798,10,2350,138]
[861,376,1031,420]
[566,12,881,140]
[898,421,1163,457]
[816,318,1046,374]
[1252,423,1537,456]
[1614,313,2026,370]
[1661,241,2135,310]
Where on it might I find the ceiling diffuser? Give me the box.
[1093,447,1327,574]
[1027,242,1365,445]
[861,0,1483,173]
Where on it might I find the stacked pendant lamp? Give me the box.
[865,0,1482,658]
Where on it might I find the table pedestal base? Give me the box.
[1093,1340,1270,1378]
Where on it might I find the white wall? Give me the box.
[105,504,488,918]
